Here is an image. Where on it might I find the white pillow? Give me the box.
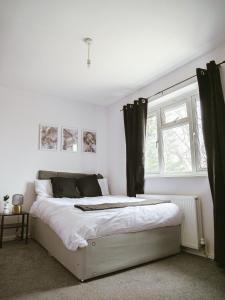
[98,178,110,196]
[35,179,53,198]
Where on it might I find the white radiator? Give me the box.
[136,194,203,250]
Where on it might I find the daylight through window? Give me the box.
[145,85,207,176]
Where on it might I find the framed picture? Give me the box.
[61,127,78,152]
[39,125,59,151]
[82,130,96,153]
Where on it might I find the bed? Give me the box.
[30,170,182,281]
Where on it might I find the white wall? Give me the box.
[108,41,225,258]
[0,86,108,211]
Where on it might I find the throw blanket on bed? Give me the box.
[74,199,170,211]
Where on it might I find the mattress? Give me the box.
[30,195,182,251]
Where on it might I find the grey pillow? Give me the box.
[76,175,102,197]
[51,177,80,198]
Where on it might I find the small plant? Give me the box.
[3,195,9,202]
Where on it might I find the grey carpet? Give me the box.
[0,240,225,300]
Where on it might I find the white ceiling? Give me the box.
[0,0,225,106]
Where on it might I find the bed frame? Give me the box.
[30,170,181,281]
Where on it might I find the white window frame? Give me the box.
[145,88,207,178]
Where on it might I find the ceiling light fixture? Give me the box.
[83,37,93,68]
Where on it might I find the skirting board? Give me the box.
[2,233,31,242]
[31,217,181,281]
[2,234,17,242]
[182,247,214,260]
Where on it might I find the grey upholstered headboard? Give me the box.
[38,170,103,180]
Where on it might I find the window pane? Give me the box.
[145,115,159,173]
[163,124,192,173]
[196,100,207,169]
[163,102,187,124]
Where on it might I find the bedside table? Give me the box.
[0,211,29,248]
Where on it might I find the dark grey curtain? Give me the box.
[123,98,148,197]
[197,60,225,267]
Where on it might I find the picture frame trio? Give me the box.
[39,125,96,153]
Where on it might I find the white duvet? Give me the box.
[30,195,183,251]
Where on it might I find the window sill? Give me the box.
[145,173,208,179]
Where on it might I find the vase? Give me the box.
[3,201,10,213]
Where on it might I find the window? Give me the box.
[145,85,207,176]
[195,99,207,170]
[145,115,159,173]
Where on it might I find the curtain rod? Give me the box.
[120,60,225,111]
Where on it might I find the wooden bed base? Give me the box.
[31,217,181,281]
